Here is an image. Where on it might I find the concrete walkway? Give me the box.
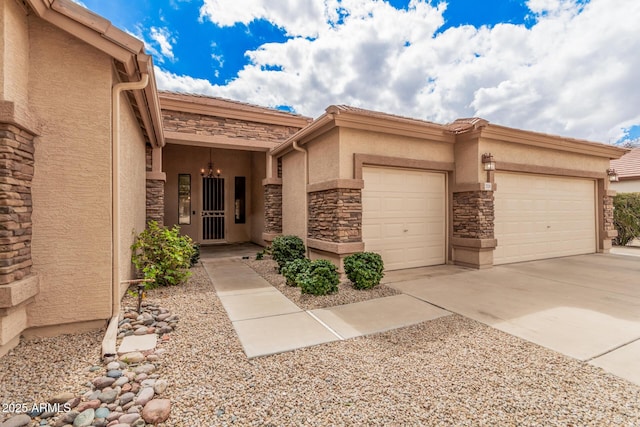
[202,259,450,358]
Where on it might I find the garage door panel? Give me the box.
[494,173,595,265]
[363,167,446,271]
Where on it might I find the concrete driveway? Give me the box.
[387,254,640,385]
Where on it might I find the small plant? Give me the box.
[190,243,201,267]
[271,235,306,272]
[256,246,271,260]
[131,221,196,288]
[344,252,385,290]
[298,259,339,296]
[281,258,311,286]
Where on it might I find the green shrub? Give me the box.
[614,193,640,246]
[256,246,271,260]
[190,244,201,267]
[271,235,306,272]
[131,221,196,288]
[281,258,311,286]
[344,252,385,290]
[298,259,339,296]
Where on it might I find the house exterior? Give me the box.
[610,147,640,193]
[0,0,163,356]
[0,0,628,357]
[267,106,626,270]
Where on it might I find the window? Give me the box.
[234,176,246,224]
[178,174,191,225]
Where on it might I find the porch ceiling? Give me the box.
[165,131,278,152]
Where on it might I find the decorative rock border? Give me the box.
[0,302,176,427]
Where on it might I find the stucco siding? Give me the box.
[1,0,29,108]
[479,138,608,181]
[27,18,113,327]
[118,92,147,292]
[282,150,306,240]
[306,128,340,184]
[339,127,454,179]
[610,180,640,193]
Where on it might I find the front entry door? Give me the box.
[202,177,225,242]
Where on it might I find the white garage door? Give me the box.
[494,172,596,265]
[362,167,446,271]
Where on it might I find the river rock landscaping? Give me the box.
[2,262,640,426]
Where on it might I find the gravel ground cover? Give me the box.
[2,262,640,426]
[243,258,399,310]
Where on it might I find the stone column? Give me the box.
[451,188,497,268]
[0,123,34,284]
[146,146,166,226]
[262,178,282,242]
[0,106,40,356]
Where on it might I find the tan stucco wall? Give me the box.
[250,151,266,245]
[0,0,29,108]
[27,17,113,328]
[163,144,258,244]
[339,128,454,179]
[453,136,481,184]
[306,128,340,184]
[480,138,609,181]
[281,150,306,240]
[118,92,147,293]
[610,180,640,193]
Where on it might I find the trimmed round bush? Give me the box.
[344,252,384,290]
[271,235,306,272]
[281,258,311,287]
[298,259,339,296]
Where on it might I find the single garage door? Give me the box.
[362,167,446,270]
[494,172,596,265]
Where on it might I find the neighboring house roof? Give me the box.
[611,147,640,180]
[25,0,165,147]
[159,91,312,128]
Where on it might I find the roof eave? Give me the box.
[28,0,165,147]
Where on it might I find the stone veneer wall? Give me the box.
[453,191,494,239]
[163,110,301,143]
[145,146,165,226]
[0,123,34,285]
[264,184,282,235]
[603,195,615,233]
[146,180,165,226]
[308,189,361,243]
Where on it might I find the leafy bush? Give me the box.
[271,235,306,272]
[614,193,640,246]
[256,246,271,260]
[131,221,196,288]
[344,252,385,290]
[190,244,201,267]
[281,258,311,286]
[298,259,339,296]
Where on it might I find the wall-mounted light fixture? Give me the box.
[200,148,221,178]
[607,168,619,182]
[481,153,496,171]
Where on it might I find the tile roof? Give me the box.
[610,147,640,178]
[159,91,311,120]
[329,105,445,129]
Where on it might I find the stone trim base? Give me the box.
[264,184,283,235]
[308,188,361,243]
[0,274,39,308]
[146,179,165,226]
[451,237,497,249]
[307,238,365,255]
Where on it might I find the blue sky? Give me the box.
[76,0,639,145]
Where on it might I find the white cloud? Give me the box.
[149,27,177,62]
[161,0,640,143]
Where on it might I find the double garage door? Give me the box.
[494,173,597,265]
[362,167,446,271]
[362,167,597,270]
